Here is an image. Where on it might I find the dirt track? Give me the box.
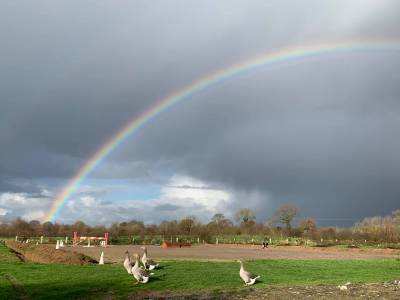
[65,244,400,263]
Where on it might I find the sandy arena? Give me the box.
[66,244,400,263]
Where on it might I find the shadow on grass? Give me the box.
[154,265,165,270]
[147,276,162,283]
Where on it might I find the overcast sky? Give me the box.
[1,0,400,226]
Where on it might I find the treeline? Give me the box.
[1,206,400,243]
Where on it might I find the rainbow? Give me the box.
[42,39,400,223]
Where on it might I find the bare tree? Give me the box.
[273,204,299,232]
[179,216,198,235]
[392,209,400,226]
[210,213,232,234]
[211,213,225,225]
[235,208,256,224]
[299,218,317,237]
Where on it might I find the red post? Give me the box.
[73,231,79,247]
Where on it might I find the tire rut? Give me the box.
[2,273,30,300]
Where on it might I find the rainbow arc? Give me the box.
[42,39,400,222]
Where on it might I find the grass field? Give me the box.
[1,243,400,299]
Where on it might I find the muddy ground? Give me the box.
[66,244,400,263]
[128,281,400,300]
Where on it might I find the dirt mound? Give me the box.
[5,241,97,265]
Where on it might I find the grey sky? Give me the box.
[1,1,400,225]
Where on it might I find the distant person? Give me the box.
[262,240,269,249]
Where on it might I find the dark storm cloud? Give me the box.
[117,54,400,224]
[1,0,400,224]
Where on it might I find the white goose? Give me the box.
[141,246,159,270]
[123,250,133,274]
[131,253,153,284]
[237,259,260,286]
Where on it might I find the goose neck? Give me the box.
[133,256,139,268]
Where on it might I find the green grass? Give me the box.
[1,243,399,299]
[0,242,20,263]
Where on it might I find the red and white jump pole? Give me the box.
[73,232,109,247]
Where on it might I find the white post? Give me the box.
[88,239,91,247]
[15,236,18,242]
[40,236,43,244]
[269,238,272,244]
[65,236,68,244]
[56,240,60,250]
[216,238,219,245]
[60,240,64,247]
[197,237,200,244]
[99,251,104,265]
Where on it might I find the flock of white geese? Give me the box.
[122,246,260,286]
